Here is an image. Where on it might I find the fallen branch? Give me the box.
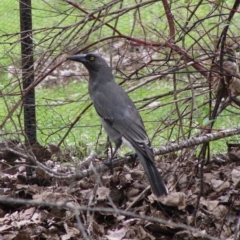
[3,126,240,180]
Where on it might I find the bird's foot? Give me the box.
[103,158,114,174]
[125,153,138,169]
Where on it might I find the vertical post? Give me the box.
[19,0,36,175]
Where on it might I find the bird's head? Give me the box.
[67,53,109,72]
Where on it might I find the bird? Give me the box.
[67,53,168,197]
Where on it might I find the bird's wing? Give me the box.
[91,83,154,161]
[113,114,155,162]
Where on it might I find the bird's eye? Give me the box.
[89,56,95,61]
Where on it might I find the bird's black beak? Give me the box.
[67,54,87,63]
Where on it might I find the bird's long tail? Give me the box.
[137,152,168,197]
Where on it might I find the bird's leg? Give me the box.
[103,147,119,174]
[104,136,111,155]
[125,153,138,169]
[104,140,122,174]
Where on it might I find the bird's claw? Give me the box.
[125,153,138,169]
[103,158,114,174]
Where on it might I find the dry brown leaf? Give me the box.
[177,174,188,190]
[225,235,235,240]
[0,224,12,232]
[130,168,144,180]
[79,189,93,200]
[33,192,69,203]
[0,128,239,239]
[35,168,51,180]
[192,229,207,237]
[138,225,155,240]
[14,231,31,240]
[62,223,80,240]
[105,227,127,240]
[231,168,240,187]
[201,199,219,211]
[96,187,110,201]
[204,172,219,183]
[126,187,141,200]
[160,192,186,210]
[211,179,230,193]
[124,173,133,182]
[145,221,169,235]
[19,207,35,220]
[91,218,105,235]
[214,205,228,219]
[79,178,93,188]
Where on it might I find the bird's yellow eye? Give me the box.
[90,56,95,61]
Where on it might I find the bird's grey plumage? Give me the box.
[67,53,168,197]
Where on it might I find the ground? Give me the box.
[0,140,240,240]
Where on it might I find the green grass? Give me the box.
[1,67,239,156]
